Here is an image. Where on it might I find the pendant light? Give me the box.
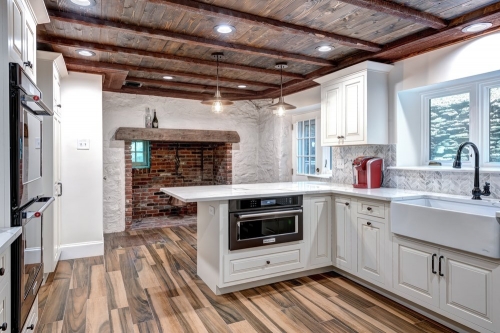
[201,52,233,113]
[270,62,296,117]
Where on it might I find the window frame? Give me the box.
[131,140,150,169]
[420,83,478,167]
[296,118,317,176]
[480,79,500,167]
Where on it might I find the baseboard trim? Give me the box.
[60,241,104,260]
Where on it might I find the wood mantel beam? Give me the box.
[48,10,333,67]
[38,35,306,79]
[150,0,382,52]
[341,0,447,29]
[63,57,278,89]
[115,127,240,143]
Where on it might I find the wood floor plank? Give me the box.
[249,295,308,333]
[150,263,180,297]
[282,306,331,332]
[176,240,197,263]
[39,321,63,333]
[160,228,181,242]
[105,251,121,272]
[415,320,457,333]
[89,265,107,299]
[195,307,232,333]
[171,226,197,246]
[144,287,184,333]
[62,287,88,333]
[232,292,282,333]
[110,308,134,333]
[312,274,376,309]
[195,282,245,324]
[296,276,338,298]
[168,296,209,333]
[106,271,129,309]
[86,296,110,333]
[178,269,211,308]
[88,256,105,266]
[54,260,74,280]
[38,283,52,315]
[364,306,430,333]
[228,320,259,333]
[140,245,156,266]
[135,320,160,333]
[254,284,294,308]
[321,318,358,333]
[39,278,71,325]
[71,258,90,290]
[134,258,160,289]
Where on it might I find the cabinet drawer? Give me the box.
[224,248,304,283]
[0,248,10,289]
[22,295,38,333]
[357,200,385,219]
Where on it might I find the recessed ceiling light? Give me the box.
[70,0,96,7]
[76,49,96,57]
[316,45,334,52]
[462,22,492,33]
[238,85,247,88]
[214,25,235,34]
[163,76,174,80]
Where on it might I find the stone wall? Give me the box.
[103,93,292,233]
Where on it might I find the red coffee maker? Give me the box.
[352,156,383,189]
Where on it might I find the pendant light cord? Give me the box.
[216,55,220,95]
[280,66,283,99]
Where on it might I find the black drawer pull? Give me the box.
[27,324,34,330]
[431,254,437,274]
[345,202,349,206]
[366,222,372,226]
[439,256,444,277]
[266,260,270,265]
[367,207,373,211]
[1,322,7,331]
[0,267,5,276]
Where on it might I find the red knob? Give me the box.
[34,212,41,218]
[32,95,40,101]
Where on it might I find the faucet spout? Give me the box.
[453,141,481,199]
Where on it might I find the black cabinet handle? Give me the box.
[1,322,7,331]
[439,256,444,277]
[431,254,437,274]
[57,104,62,108]
[345,202,349,206]
[23,61,33,69]
[27,324,34,330]
[0,267,5,276]
[367,207,373,211]
[366,222,372,226]
[266,260,270,265]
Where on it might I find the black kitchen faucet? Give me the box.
[452,141,491,200]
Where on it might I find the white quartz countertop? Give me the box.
[0,227,22,254]
[160,182,478,203]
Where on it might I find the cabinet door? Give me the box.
[342,75,365,143]
[439,250,498,331]
[333,198,353,272]
[24,12,36,81]
[392,238,440,308]
[321,82,342,146]
[357,217,384,284]
[53,117,62,265]
[309,196,332,267]
[0,284,10,333]
[8,0,24,65]
[53,69,61,115]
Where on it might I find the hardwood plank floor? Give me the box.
[36,225,456,333]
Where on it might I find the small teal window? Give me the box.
[131,141,150,169]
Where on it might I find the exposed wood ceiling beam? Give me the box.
[260,2,500,99]
[37,35,305,79]
[150,0,382,52]
[341,0,447,29]
[105,86,251,101]
[105,71,129,90]
[63,57,278,89]
[128,77,259,96]
[48,10,333,67]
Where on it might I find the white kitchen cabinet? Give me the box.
[37,52,67,273]
[393,237,440,308]
[333,197,354,272]
[316,61,393,146]
[0,284,10,333]
[357,217,385,285]
[309,196,332,267]
[23,12,36,81]
[8,0,25,66]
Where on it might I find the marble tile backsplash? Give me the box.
[330,144,500,199]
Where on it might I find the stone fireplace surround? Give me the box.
[115,127,238,229]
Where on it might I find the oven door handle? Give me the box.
[235,209,302,219]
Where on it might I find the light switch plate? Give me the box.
[336,159,344,169]
[77,139,90,150]
[208,206,215,216]
[35,137,41,149]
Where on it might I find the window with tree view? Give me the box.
[429,92,470,162]
[131,141,150,168]
[297,119,316,175]
[490,87,500,162]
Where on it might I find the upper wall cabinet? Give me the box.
[8,0,49,83]
[315,61,393,147]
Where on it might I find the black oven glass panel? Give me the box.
[239,217,297,240]
[22,212,42,298]
[237,196,300,210]
[22,109,42,185]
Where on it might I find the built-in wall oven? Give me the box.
[229,195,303,251]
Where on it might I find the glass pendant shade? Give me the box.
[201,53,233,113]
[271,63,296,117]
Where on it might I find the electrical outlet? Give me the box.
[77,139,90,150]
[209,205,215,216]
[336,159,344,169]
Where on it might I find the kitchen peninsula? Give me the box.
[161,182,500,333]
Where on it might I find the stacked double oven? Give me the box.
[9,63,54,332]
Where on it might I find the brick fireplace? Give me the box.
[116,127,239,230]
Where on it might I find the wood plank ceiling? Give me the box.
[39,0,500,101]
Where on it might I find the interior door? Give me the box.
[333,197,353,272]
[342,74,365,143]
[52,116,62,264]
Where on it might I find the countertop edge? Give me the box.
[0,227,22,254]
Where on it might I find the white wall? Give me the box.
[0,0,10,227]
[60,72,103,255]
[102,93,292,233]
